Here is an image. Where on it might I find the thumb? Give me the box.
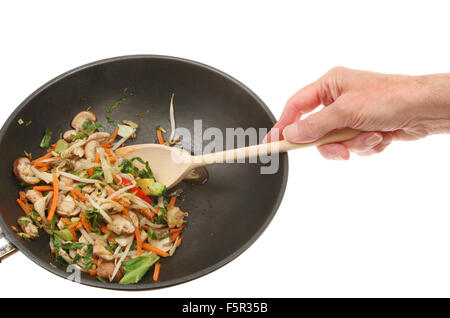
[283,102,347,143]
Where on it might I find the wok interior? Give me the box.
[0,56,287,289]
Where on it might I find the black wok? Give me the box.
[0,55,288,290]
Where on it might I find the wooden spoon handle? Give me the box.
[193,128,359,166]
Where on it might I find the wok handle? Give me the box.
[0,227,17,262]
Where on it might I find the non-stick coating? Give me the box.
[0,55,288,290]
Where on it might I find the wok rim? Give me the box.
[0,54,289,291]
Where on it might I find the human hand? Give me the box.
[265,67,450,159]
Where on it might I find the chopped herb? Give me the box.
[119,159,139,177]
[85,209,103,230]
[82,119,104,132]
[50,215,57,232]
[40,128,52,148]
[70,133,88,141]
[131,157,153,178]
[105,243,118,253]
[24,150,30,157]
[25,120,32,126]
[76,182,86,191]
[90,169,104,180]
[158,233,170,241]
[130,241,137,250]
[18,219,30,228]
[147,227,157,240]
[106,97,127,125]
[156,207,167,224]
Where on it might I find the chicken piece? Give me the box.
[13,157,40,185]
[25,190,43,204]
[100,201,124,214]
[93,239,114,261]
[106,215,134,235]
[87,132,110,143]
[17,216,39,239]
[96,262,124,282]
[63,129,77,142]
[84,140,99,161]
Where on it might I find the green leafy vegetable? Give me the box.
[50,215,57,232]
[119,254,160,285]
[105,243,118,253]
[54,139,69,153]
[70,133,88,141]
[72,254,81,264]
[131,157,153,179]
[96,276,108,283]
[90,169,104,180]
[106,97,127,125]
[40,128,52,148]
[55,229,74,241]
[84,244,94,269]
[18,219,30,228]
[85,209,103,231]
[82,119,104,132]
[156,207,167,225]
[76,182,86,191]
[61,242,86,250]
[147,227,157,240]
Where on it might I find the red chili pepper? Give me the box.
[117,176,153,204]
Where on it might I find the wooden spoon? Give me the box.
[115,128,359,189]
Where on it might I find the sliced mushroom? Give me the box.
[93,239,114,261]
[106,215,135,235]
[97,262,124,282]
[63,129,77,142]
[17,216,39,239]
[87,132,110,143]
[148,229,172,252]
[13,157,40,185]
[71,111,97,131]
[166,206,188,228]
[56,195,80,217]
[100,201,124,214]
[84,140,99,161]
[183,167,209,185]
[25,190,43,204]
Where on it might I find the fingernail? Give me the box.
[365,133,383,147]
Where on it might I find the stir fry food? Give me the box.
[12,110,188,284]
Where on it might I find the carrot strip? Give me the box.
[88,167,94,177]
[46,171,59,222]
[142,224,150,231]
[94,152,100,163]
[72,187,87,202]
[108,236,117,244]
[168,196,177,207]
[170,225,184,234]
[157,129,164,145]
[16,199,31,215]
[31,161,51,167]
[88,269,97,276]
[135,226,142,257]
[153,263,161,281]
[32,152,53,163]
[100,224,109,234]
[80,214,91,233]
[61,218,71,225]
[38,166,49,172]
[110,126,119,141]
[10,226,19,233]
[68,227,77,242]
[19,191,27,201]
[142,243,169,257]
[33,185,54,192]
[122,207,130,218]
[177,236,184,247]
[97,258,103,267]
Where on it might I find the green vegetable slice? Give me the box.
[119,254,160,285]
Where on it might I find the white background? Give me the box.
[0,0,449,297]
